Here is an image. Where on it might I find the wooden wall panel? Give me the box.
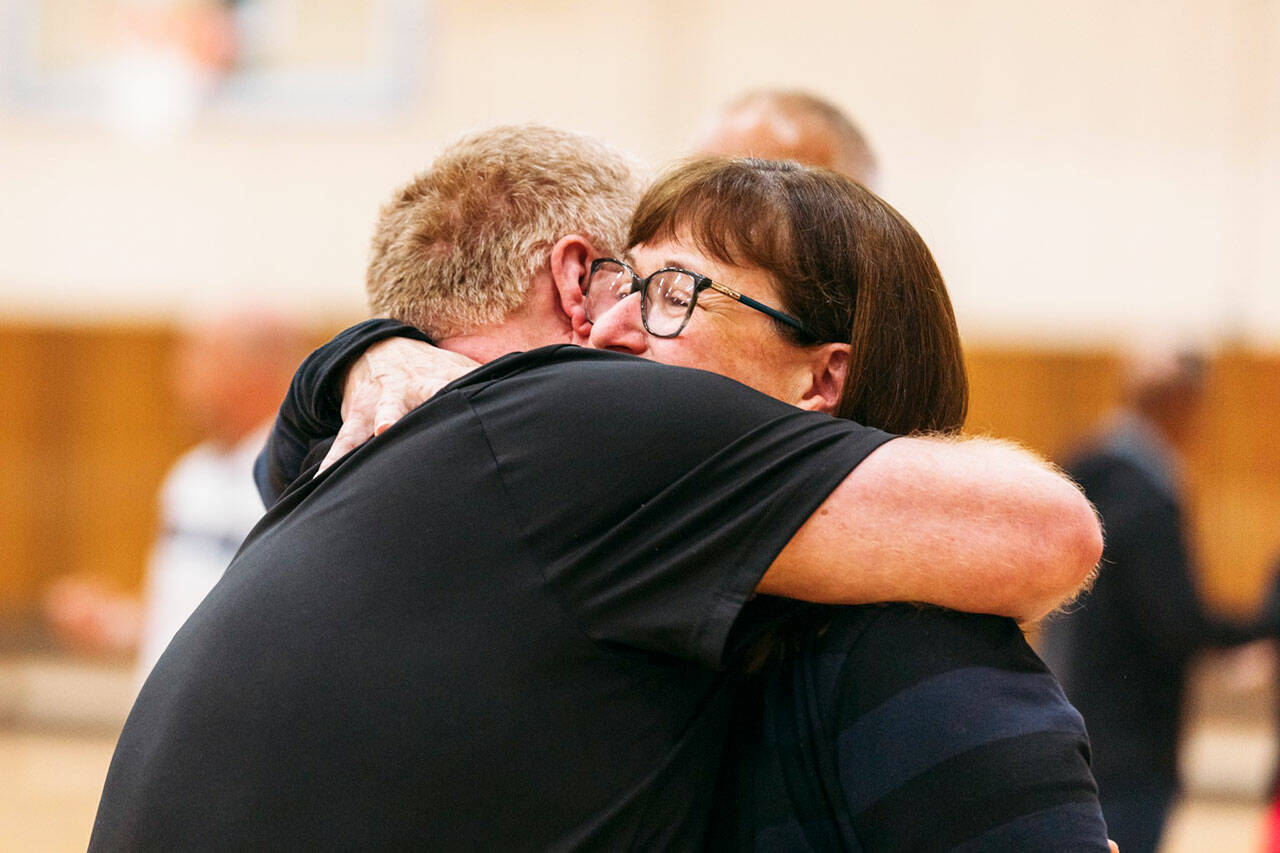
[1,325,1278,623]
[57,329,195,590]
[0,328,47,615]
[0,324,194,619]
[1188,351,1280,609]
[964,349,1121,460]
[965,346,1280,612]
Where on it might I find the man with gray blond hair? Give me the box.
[93,125,1098,850]
[366,125,641,341]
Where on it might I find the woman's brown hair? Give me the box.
[628,157,968,435]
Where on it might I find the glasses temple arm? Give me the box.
[707,281,813,336]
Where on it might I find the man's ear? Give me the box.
[796,343,850,414]
[549,234,596,344]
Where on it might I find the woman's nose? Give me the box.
[587,291,648,354]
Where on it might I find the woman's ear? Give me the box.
[796,343,850,414]
[549,234,596,343]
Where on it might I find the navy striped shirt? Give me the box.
[711,603,1109,851]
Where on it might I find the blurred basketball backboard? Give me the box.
[2,0,427,134]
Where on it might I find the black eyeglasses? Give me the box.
[584,258,814,339]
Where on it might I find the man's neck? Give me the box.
[433,334,515,365]
[433,275,575,363]
[436,323,569,365]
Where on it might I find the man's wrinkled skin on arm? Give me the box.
[320,337,479,471]
[314,333,1101,626]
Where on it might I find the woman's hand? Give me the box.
[318,337,480,472]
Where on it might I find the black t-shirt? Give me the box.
[90,342,892,851]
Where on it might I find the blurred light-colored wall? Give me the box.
[1,0,1277,344]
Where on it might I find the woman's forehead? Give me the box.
[625,239,716,275]
[627,238,784,303]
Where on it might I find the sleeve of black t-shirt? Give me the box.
[254,319,432,506]
[830,606,1110,851]
[462,349,896,668]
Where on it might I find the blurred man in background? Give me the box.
[1040,345,1272,853]
[695,88,879,186]
[44,307,307,684]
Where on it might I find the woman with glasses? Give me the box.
[582,157,965,437]
[578,158,1108,851]
[267,155,1109,851]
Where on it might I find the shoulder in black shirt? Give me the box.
[92,340,891,851]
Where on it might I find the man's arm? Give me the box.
[760,435,1103,623]
[272,327,1102,623]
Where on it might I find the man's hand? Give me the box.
[318,338,480,472]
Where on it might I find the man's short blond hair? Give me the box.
[367,125,640,338]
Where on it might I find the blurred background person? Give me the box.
[1039,345,1274,853]
[103,0,242,140]
[695,88,879,186]
[43,307,307,684]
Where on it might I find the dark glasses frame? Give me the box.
[586,257,815,340]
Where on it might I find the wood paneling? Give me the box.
[965,346,1280,612]
[0,324,195,617]
[1,325,1277,621]
[0,327,47,614]
[964,349,1122,460]
[1188,351,1280,609]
